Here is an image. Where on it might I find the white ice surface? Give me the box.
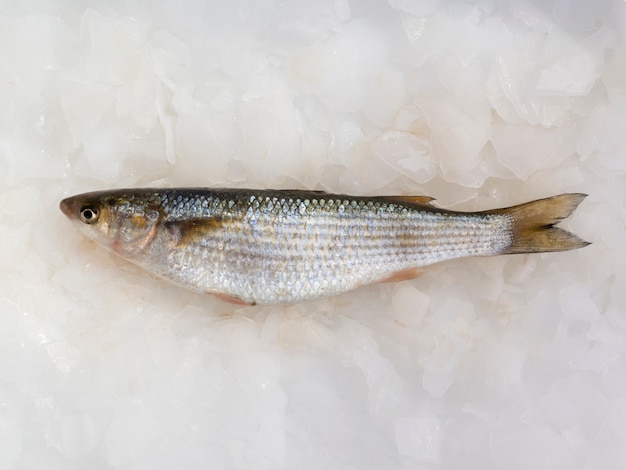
[1,1,625,469]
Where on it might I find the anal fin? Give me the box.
[377,267,423,284]
[211,291,255,306]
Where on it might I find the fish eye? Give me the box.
[79,206,99,224]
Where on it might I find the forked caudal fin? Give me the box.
[488,193,590,254]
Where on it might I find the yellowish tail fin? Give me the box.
[488,193,590,254]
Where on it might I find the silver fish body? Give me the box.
[60,188,588,305]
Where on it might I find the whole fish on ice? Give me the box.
[60,188,589,305]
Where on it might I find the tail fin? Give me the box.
[488,193,590,254]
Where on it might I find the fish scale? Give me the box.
[60,188,589,305]
[139,189,512,304]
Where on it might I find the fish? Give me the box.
[59,188,589,305]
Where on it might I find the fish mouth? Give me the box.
[59,196,80,219]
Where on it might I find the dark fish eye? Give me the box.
[79,206,99,224]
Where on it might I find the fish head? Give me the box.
[60,191,162,258]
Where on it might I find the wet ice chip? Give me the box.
[496,345,527,385]
[239,95,302,182]
[333,0,351,22]
[0,185,40,216]
[402,16,430,45]
[102,405,159,467]
[491,121,574,179]
[389,0,440,16]
[558,285,599,322]
[333,120,364,154]
[423,99,490,175]
[392,283,430,327]
[2,130,68,185]
[291,42,336,83]
[82,126,125,181]
[422,367,457,397]
[487,32,580,127]
[79,10,143,84]
[60,79,114,147]
[394,417,442,463]
[252,421,286,463]
[363,68,407,127]
[291,33,357,97]
[537,54,598,96]
[490,423,575,470]
[44,341,80,374]
[542,375,609,430]
[371,130,435,183]
[535,33,599,96]
[0,417,22,468]
[62,413,99,458]
[577,97,626,173]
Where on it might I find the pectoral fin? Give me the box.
[165,217,225,247]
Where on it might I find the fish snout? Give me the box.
[59,196,80,220]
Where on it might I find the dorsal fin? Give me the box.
[278,189,436,207]
[383,195,436,206]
